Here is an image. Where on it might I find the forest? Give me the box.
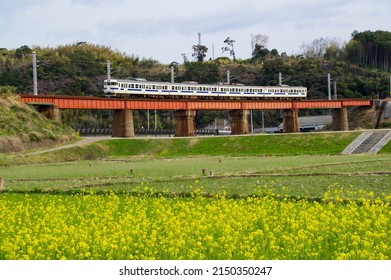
[1,30,390,130]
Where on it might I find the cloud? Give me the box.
[0,0,390,63]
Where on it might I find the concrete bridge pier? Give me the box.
[332,107,349,131]
[39,105,62,123]
[112,109,135,137]
[283,109,300,133]
[174,110,196,137]
[229,110,250,135]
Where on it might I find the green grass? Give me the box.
[1,131,365,166]
[1,131,390,199]
[103,132,361,157]
[2,154,389,199]
[379,139,391,154]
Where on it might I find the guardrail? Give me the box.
[75,128,218,137]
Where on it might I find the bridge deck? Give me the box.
[20,94,371,110]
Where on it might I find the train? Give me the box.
[103,78,307,99]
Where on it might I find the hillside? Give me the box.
[0,92,76,153]
[1,30,390,130]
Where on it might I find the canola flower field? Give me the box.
[0,186,390,260]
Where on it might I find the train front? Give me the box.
[103,79,119,97]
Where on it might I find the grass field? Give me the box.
[0,132,390,260]
[1,154,390,199]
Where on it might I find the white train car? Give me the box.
[103,78,307,99]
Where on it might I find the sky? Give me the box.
[1,0,390,64]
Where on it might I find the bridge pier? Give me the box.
[174,110,196,137]
[112,109,135,137]
[283,109,300,133]
[39,105,62,123]
[332,107,349,131]
[229,110,250,135]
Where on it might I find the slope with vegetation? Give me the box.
[0,87,76,153]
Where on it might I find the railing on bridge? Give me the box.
[75,128,218,137]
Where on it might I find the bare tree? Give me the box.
[251,34,269,51]
[300,37,341,59]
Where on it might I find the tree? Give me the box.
[15,45,32,59]
[251,34,269,51]
[347,30,391,71]
[222,37,236,60]
[251,44,270,62]
[181,62,220,84]
[192,44,208,62]
[300,37,341,59]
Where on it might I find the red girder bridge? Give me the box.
[20,94,371,137]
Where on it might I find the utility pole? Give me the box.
[333,79,338,99]
[250,110,254,133]
[227,70,230,84]
[32,51,38,95]
[278,73,282,86]
[147,110,150,130]
[154,110,157,130]
[106,60,111,80]
[170,67,175,83]
[327,73,331,100]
